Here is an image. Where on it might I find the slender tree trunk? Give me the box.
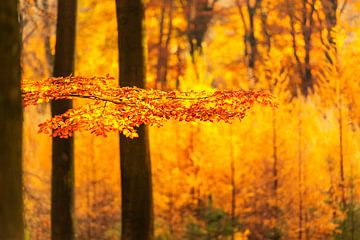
[304,210,310,240]
[260,0,271,55]
[338,84,346,208]
[236,0,261,86]
[85,138,95,240]
[301,0,315,96]
[298,101,303,240]
[41,0,54,75]
[272,109,278,195]
[156,0,166,89]
[271,108,281,240]
[116,1,154,239]
[349,167,355,240]
[229,126,236,240]
[287,0,304,83]
[85,160,91,240]
[321,0,337,63]
[167,185,174,235]
[247,1,259,71]
[161,0,173,90]
[286,0,315,96]
[51,1,77,239]
[0,1,24,239]
[156,0,173,90]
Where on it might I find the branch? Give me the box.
[22,76,277,138]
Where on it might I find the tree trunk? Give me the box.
[236,0,261,86]
[183,0,213,57]
[260,1,271,55]
[321,0,337,50]
[156,0,173,90]
[156,0,166,89]
[298,101,303,240]
[42,0,55,75]
[286,0,304,84]
[286,0,315,96]
[116,1,154,239]
[0,1,24,239]
[247,1,259,71]
[229,126,236,240]
[161,0,173,90]
[51,1,77,240]
[300,0,315,96]
[338,83,346,208]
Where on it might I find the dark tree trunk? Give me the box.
[182,0,217,57]
[319,0,337,64]
[321,0,337,48]
[247,1,259,70]
[260,1,271,55]
[286,0,304,83]
[155,0,166,89]
[42,0,55,75]
[236,0,261,85]
[116,1,154,239]
[298,104,303,240]
[229,127,236,240]
[286,0,315,96]
[300,0,315,96]
[156,0,173,90]
[161,0,173,90]
[0,1,24,239]
[51,1,77,240]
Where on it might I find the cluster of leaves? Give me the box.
[22,75,276,138]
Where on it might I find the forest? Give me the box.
[1,0,360,239]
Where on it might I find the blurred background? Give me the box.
[21,0,360,239]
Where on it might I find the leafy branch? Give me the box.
[22,75,277,138]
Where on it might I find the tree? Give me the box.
[51,0,77,239]
[286,0,316,96]
[0,0,24,239]
[320,0,338,63]
[235,0,262,85]
[181,0,218,57]
[156,0,173,90]
[180,0,218,80]
[115,0,154,239]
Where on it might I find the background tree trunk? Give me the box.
[116,0,154,239]
[51,1,77,239]
[41,0,55,75]
[0,1,24,239]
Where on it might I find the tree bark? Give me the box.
[301,0,315,96]
[156,0,173,90]
[51,1,77,240]
[298,102,303,240]
[321,0,337,47]
[236,0,261,85]
[286,0,315,96]
[229,126,236,240]
[116,1,154,239]
[42,0,55,75]
[182,0,217,57]
[155,0,166,89]
[0,1,24,239]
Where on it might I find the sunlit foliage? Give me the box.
[22,75,276,138]
[20,0,360,239]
